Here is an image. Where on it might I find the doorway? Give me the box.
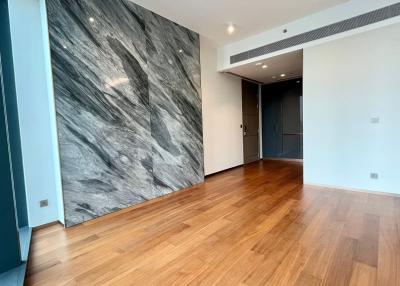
[262,78,303,159]
[228,49,303,164]
[242,80,260,164]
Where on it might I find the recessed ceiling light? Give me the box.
[255,62,262,66]
[280,73,286,77]
[89,17,95,23]
[62,45,67,49]
[262,64,268,69]
[178,49,183,53]
[227,23,235,35]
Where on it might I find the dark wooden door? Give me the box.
[242,80,259,164]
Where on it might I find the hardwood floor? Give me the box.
[26,160,400,286]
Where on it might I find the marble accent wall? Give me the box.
[46,0,203,226]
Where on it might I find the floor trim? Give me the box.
[263,157,303,163]
[33,221,63,231]
[205,164,244,178]
[305,183,400,198]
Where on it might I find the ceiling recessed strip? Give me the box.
[230,2,400,64]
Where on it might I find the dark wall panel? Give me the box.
[262,79,303,159]
[0,0,22,272]
[0,0,28,229]
[46,0,203,226]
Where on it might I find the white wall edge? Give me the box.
[200,36,244,176]
[39,0,64,224]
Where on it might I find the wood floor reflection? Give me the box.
[26,160,400,285]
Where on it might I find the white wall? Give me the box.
[303,22,400,194]
[201,36,244,175]
[8,0,64,226]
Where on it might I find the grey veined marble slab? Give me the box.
[46,0,203,226]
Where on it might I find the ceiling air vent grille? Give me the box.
[230,2,400,64]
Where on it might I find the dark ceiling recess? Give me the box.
[230,2,400,64]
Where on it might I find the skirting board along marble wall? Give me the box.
[46,0,203,226]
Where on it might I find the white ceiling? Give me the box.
[130,0,349,45]
[228,50,303,84]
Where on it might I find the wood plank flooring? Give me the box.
[26,160,400,286]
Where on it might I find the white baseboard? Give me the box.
[304,183,400,198]
[263,157,303,163]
